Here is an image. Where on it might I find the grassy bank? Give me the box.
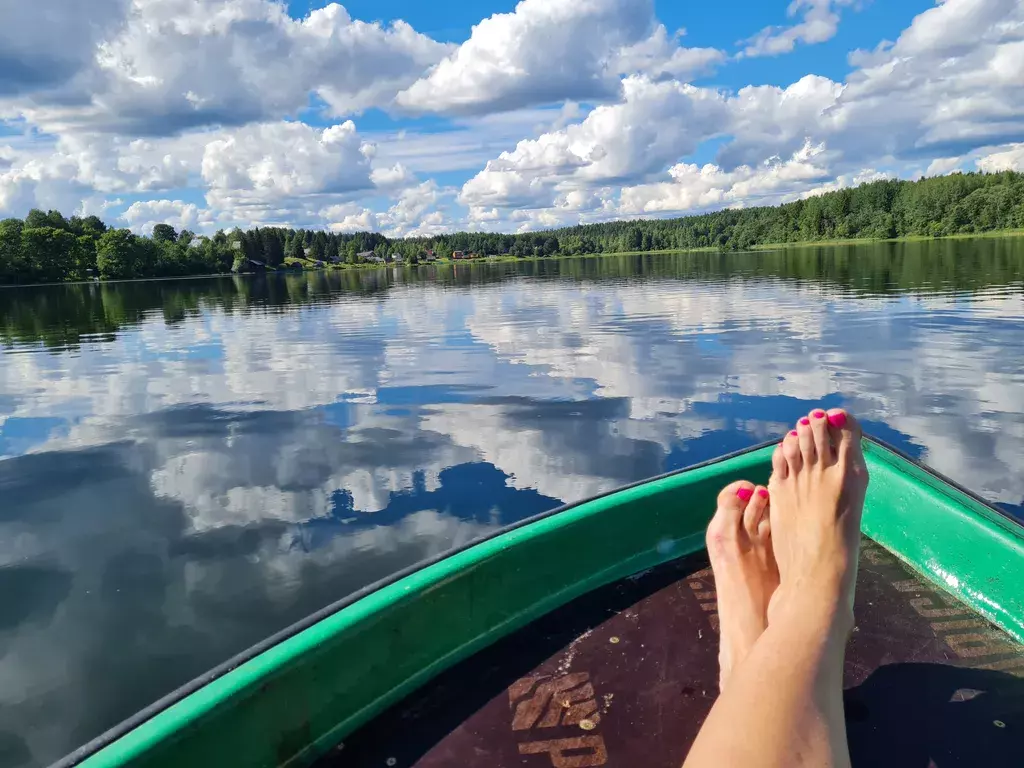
[749,228,1024,251]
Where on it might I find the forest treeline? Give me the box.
[4,236,1023,351]
[1,170,1023,284]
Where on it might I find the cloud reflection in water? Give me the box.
[0,243,1022,766]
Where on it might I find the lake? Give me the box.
[1,239,1023,767]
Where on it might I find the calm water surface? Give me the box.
[1,240,1023,766]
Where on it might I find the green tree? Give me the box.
[284,231,300,259]
[135,237,162,276]
[96,229,141,279]
[73,235,98,279]
[152,223,178,243]
[81,215,107,235]
[21,227,76,282]
[24,209,50,229]
[308,238,324,261]
[324,237,339,263]
[262,229,284,267]
[0,218,27,283]
[24,209,68,231]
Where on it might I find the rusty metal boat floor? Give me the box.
[327,538,1024,768]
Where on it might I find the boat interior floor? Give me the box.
[326,537,1024,768]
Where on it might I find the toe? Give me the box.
[796,415,817,464]
[782,429,802,473]
[810,408,833,464]
[826,408,862,459]
[708,481,756,548]
[771,443,788,480]
[743,486,769,537]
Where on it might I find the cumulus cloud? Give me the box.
[4,0,450,136]
[459,76,729,210]
[396,0,648,115]
[740,0,857,58]
[0,152,85,217]
[201,120,376,223]
[797,168,894,199]
[369,163,417,190]
[0,118,392,226]
[926,157,966,177]
[396,0,724,116]
[721,0,1024,173]
[0,131,207,217]
[0,0,129,96]
[458,0,1024,226]
[830,0,1024,162]
[718,75,844,169]
[121,199,202,235]
[322,181,453,237]
[976,143,1024,172]
[618,140,834,214]
[4,0,1024,233]
[614,25,727,80]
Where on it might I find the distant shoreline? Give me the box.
[340,227,1024,268]
[2,228,1023,288]
[376,228,1024,267]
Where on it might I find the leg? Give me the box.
[685,408,868,768]
[706,480,779,690]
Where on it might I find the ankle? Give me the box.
[768,581,855,641]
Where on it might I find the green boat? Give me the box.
[56,438,1024,768]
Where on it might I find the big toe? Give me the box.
[826,409,863,458]
[708,481,756,547]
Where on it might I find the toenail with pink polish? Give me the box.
[789,430,798,437]
[828,412,848,429]
[800,417,810,426]
[758,489,769,499]
[813,410,826,419]
[736,487,753,502]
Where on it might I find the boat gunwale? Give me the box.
[51,435,1024,768]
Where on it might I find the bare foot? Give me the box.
[767,408,869,636]
[706,480,780,690]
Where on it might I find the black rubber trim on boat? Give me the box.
[50,435,1023,767]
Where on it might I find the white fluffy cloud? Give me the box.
[322,181,452,237]
[976,143,1024,173]
[396,0,724,116]
[459,76,729,210]
[2,0,1024,232]
[0,130,207,217]
[717,75,843,168]
[741,0,856,58]
[832,0,1024,162]
[0,118,393,226]
[3,0,450,135]
[458,0,1024,224]
[722,0,1024,173]
[121,199,202,234]
[618,140,834,214]
[201,120,377,223]
[613,25,727,80]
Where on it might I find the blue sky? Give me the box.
[0,0,1021,237]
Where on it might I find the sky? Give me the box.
[1,0,1023,238]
